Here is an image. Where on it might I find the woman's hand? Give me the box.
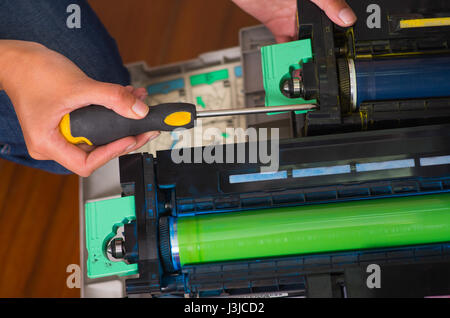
[233,0,357,43]
[0,40,159,176]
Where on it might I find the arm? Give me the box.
[0,40,159,176]
[232,0,356,43]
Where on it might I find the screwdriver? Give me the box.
[59,103,317,146]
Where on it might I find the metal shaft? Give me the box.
[196,104,317,118]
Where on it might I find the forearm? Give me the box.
[0,40,45,91]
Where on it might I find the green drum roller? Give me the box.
[159,194,450,271]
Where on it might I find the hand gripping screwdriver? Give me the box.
[59,103,316,146]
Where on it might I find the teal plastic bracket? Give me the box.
[85,196,138,279]
[261,39,317,113]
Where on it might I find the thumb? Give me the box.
[77,81,150,119]
[310,0,357,27]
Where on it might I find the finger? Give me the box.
[48,135,137,177]
[310,0,357,26]
[122,131,160,154]
[84,137,138,174]
[276,35,295,44]
[127,86,147,101]
[77,143,95,152]
[75,80,150,119]
[132,87,147,96]
[136,88,148,101]
[131,87,148,102]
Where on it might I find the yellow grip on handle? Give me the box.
[59,114,94,146]
[163,111,192,127]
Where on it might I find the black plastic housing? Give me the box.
[120,124,450,297]
[295,0,450,137]
[118,0,450,297]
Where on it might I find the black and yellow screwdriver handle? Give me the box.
[59,103,196,146]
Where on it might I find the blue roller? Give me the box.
[354,55,450,106]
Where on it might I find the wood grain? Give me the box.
[0,161,79,297]
[87,0,258,65]
[0,0,257,297]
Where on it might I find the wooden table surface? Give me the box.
[0,0,258,297]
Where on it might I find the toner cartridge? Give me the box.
[82,0,450,298]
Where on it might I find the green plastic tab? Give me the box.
[85,196,138,279]
[190,69,229,86]
[261,39,316,112]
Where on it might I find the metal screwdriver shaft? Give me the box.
[196,104,317,118]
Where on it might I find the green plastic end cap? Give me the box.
[85,196,138,279]
[261,39,317,113]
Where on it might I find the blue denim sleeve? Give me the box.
[0,0,131,174]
